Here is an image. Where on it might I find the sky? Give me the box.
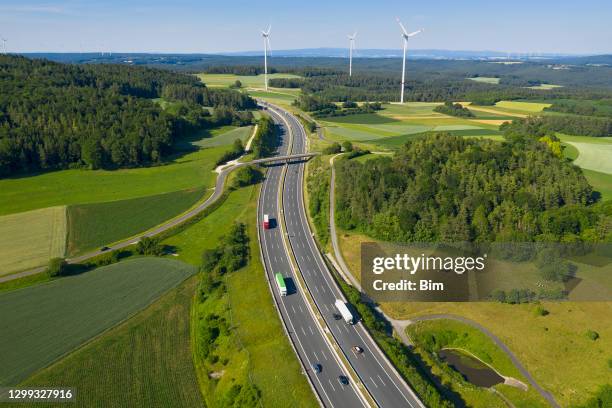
[1,0,611,54]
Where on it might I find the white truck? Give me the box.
[334,299,354,325]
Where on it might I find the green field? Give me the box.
[191,125,253,148]
[319,102,504,148]
[197,73,301,88]
[0,145,228,216]
[527,84,563,90]
[0,206,66,276]
[569,142,612,175]
[66,187,206,255]
[163,185,317,407]
[13,277,203,408]
[0,257,196,386]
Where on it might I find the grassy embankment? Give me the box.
[0,257,196,387]
[163,182,317,407]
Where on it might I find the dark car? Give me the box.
[352,346,363,354]
[332,313,342,321]
[338,375,349,385]
[100,246,110,252]
[312,363,322,374]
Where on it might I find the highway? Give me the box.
[258,105,367,407]
[259,102,424,408]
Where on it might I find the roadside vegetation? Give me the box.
[162,183,317,407]
[306,156,331,246]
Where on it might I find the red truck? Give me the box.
[263,214,270,230]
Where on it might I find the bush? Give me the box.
[233,165,263,188]
[47,257,68,277]
[136,236,164,256]
[534,306,550,316]
[341,141,354,152]
[586,330,600,341]
[323,142,342,155]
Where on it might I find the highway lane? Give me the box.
[258,105,367,408]
[276,106,425,408]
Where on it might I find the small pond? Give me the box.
[438,348,504,387]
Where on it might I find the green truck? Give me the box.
[275,273,287,296]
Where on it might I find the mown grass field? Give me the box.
[0,145,228,216]
[192,125,253,148]
[12,277,203,408]
[0,206,66,276]
[0,257,196,386]
[336,230,612,408]
[407,319,548,408]
[568,141,612,175]
[66,187,205,255]
[163,184,317,407]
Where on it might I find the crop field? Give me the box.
[0,145,228,216]
[527,84,563,90]
[0,206,66,276]
[336,230,612,407]
[197,73,301,88]
[319,102,506,148]
[0,257,196,386]
[66,187,205,255]
[12,277,203,408]
[163,185,317,407]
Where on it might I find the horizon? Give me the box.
[1,1,611,54]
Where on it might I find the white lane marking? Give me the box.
[313,351,319,361]
[299,305,304,314]
[377,375,387,387]
[370,376,378,388]
[323,303,329,312]
[291,305,296,314]
[328,379,336,392]
[309,326,314,335]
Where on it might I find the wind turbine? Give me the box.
[347,32,357,76]
[396,18,423,104]
[1,38,7,54]
[261,26,272,91]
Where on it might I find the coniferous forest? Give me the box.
[0,55,255,176]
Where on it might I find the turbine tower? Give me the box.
[1,38,7,54]
[261,26,272,91]
[347,32,357,77]
[396,18,422,104]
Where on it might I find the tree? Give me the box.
[233,165,263,187]
[341,141,354,152]
[47,257,68,277]
[136,236,164,256]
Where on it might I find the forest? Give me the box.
[0,55,256,176]
[335,133,608,245]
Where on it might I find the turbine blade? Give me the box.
[408,29,423,37]
[396,17,409,36]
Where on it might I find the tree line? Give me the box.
[0,55,256,176]
[433,102,475,118]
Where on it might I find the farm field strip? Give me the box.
[0,206,67,276]
[0,257,196,386]
[196,73,301,88]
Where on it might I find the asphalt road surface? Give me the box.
[259,103,424,408]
